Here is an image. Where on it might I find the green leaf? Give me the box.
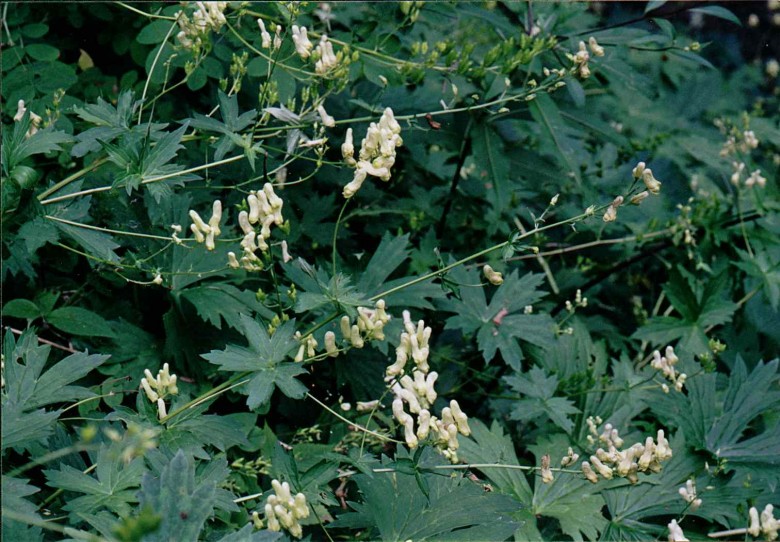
[688,6,741,26]
[528,434,608,541]
[137,451,217,542]
[644,0,667,13]
[216,524,282,542]
[528,93,582,185]
[2,476,44,542]
[17,216,60,253]
[1,329,108,451]
[188,90,257,160]
[202,318,307,410]
[504,366,580,433]
[21,23,49,38]
[330,448,520,541]
[290,261,371,315]
[2,112,73,174]
[47,306,116,338]
[601,432,700,538]
[46,444,146,517]
[459,419,534,504]
[442,266,552,367]
[52,220,121,263]
[179,283,274,330]
[357,232,410,294]
[472,122,510,212]
[26,43,59,61]
[651,358,780,486]
[734,248,780,310]
[633,271,736,354]
[2,299,42,320]
[137,20,175,44]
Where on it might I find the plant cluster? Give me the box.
[2,1,779,541]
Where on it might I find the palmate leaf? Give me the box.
[633,270,737,354]
[287,258,371,316]
[1,476,44,542]
[651,357,780,488]
[1,110,73,175]
[180,282,274,330]
[71,90,142,157]
[188,90,257,160]
[441,266,554,369]
[138,450,216,542]
[331,448,519,541]
[160,414,249,460]
[504,366,580,434]
[459,419,534,503]
[1,329,108,451]
[528,434,608,542]
[602,432,754,537]
[45,443,146,517]
[49,190,121,263]
[202,316,307,410]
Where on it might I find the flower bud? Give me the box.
[642,168,662,194]
[317,105,336,128]
[324,331,338,357]
[630,191,650,205]
[483,264,504,285]
[582,461,599,483]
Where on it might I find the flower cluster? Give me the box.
[256,480,310,539]
[323,300,391,357]
[582,418,673,484]
[13,100,42,137]
[293,332,318,363]
[342,108,403,198]
[257,18,282,51]
[678,479,702,511]
[387,311,471,462]
[720,129,759,157]
[652,345,687,393]
[175,1,228,51]
[229,184,284,271]
[189,200,223,251]
[482,264,504,285]
[291,25,313,58]
[749,504,779,541]
[560,446,580,467]
[565,289,588,312]
[568,37,604,79]
[633,161,663,194]
[140,364,179,420]
[602,195,623,222]
[313,35,339,75]
[731,161,767,189]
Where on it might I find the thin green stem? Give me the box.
[37,158,109,201]
[138,19,179,125]
[306,393,402,444]
[332,199,350,277]
[371,208,598,301]
[162,377,250,426]
[45,215,173,241]
[116,1,176,20]
[40,154,245,205]
[224,19,314,77]
[2,510,101,540]
[6,444,99,478]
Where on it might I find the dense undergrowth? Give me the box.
[2,2,779,541]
